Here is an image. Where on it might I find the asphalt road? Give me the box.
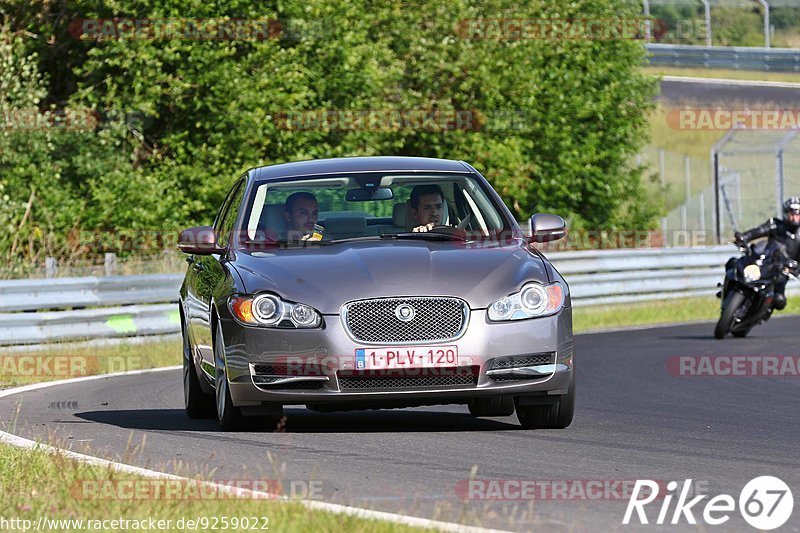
[2,318,799,532]
[660,78,800,105]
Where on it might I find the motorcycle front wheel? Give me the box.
[714,291,746,339]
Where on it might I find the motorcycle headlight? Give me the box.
[488,282,565,321]
[743,264,762,282]
[229,294,321,328]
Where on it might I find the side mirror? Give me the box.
[178,226,223,255]
[529,213,566,242]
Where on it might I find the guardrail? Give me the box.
[0,274,183,346]
[646,43,800,72]
[1,245,791,345]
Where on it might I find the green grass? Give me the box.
[0,443,435,533]
[573,294,800,333]
[0,339,182,389]
[643,66,800,84]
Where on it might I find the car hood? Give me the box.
[230,239,550,314]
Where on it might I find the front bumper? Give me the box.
[218,308,574,407]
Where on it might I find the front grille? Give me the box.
[338,366,479,390]
[343,297,467,343]
[489,353,554,370]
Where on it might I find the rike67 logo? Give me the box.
[623,477,793,530]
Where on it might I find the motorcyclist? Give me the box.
[734,196,800,310]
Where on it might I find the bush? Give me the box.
[1,0,658,267]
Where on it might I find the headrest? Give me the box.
[392,203,407,227]
[258,204,286,232]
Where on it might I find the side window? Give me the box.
[215,179,245,248]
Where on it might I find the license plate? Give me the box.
[354,346,458,370]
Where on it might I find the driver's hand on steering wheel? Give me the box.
[412,223,436,232]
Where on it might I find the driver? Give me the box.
[284,191,323,241]
[410,184,446,232]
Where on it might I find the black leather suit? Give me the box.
[737,217,800,307]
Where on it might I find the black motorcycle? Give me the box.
[714,240,798,339]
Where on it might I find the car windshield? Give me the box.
[240,172,510,247]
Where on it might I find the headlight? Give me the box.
[743,264,761,282]
[488,282,565,321]
[229,294,321,328]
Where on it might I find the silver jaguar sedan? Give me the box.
[178,156,574,431]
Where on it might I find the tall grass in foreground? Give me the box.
[0,444,436,532]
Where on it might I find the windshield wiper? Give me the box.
[391,231,467,242]
[326,236,383,244]
[243,238,335,248]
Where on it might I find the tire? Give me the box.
[468,396,515,417]
[714,291,746,339]
[515,374,575,429]
[214,322,247,431]
[183,326,214,419]
[731,326,751,338]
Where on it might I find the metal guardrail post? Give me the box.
[104,253,117,276]
[700,0,712,46]
[45,257,57,278]
[759,0,770,49]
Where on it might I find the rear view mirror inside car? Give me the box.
[346,187,394,201]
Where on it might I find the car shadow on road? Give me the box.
[75,407,521,433]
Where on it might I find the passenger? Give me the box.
[284,192,322,241]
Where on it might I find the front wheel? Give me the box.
[731,327,751,338]
[214,322,246,431]
[183,327,214,419]
[714,291,746,339]
[515,374,575,429]
[468,396,515,417]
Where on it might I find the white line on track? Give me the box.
[0,366,509,533]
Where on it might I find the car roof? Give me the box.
[250,156,473,181]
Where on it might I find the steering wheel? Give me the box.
[426,224,468,240]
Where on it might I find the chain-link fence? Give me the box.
[712,129,800,242]
[638,146,714,244]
